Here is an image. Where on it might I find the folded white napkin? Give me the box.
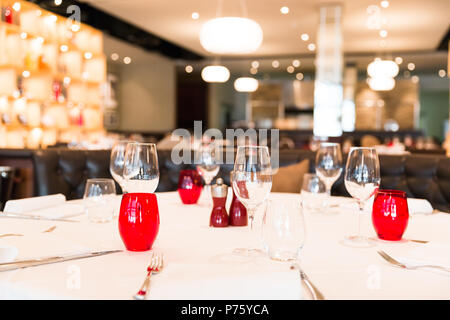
[149,262,302,300]
[337,196,433,215]
[3,194,84,219]
[397,242,450,271]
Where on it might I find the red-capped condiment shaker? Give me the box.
[209,178,229,227]
[229,171,247,226]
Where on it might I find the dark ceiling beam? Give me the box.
[26,0,204,61]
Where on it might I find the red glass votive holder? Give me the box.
[118,193,160,251]
[372,190,409,241]
[177,169,203,204]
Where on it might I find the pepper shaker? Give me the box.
[209,178,229,227]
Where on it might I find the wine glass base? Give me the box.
[340,236,376,248]
[232,248,265,258]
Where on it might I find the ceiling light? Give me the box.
[287,66,294,73]
[192,12,199,20]
[251,60,259,68]
[250,67,258,75]
[12,2,20,12]
[123,57,132,64]
[411,75,419,83]
[63,77,71,85]
[60,45,68,52]
[185,65,193,73]
[292,59,300,67]
[20,32,27,40]
[280,6,289,14]
[111,53,119,61]
[380,1,389,8]
[201,65,230,83]
[36,37,44,44]
[438,69,447,78]
[367,59,399,78]
[394,57,403,64]
[407,63,415,71]
[71,24,80,32]
[200,17,263,54]
[234,77,259,92]
[22,71,30,78]
[307,43,316,51]
[84,52,93,59]
[272,60,279,68]
[296,73,304,80]
[55,0,62,6]
[301,33,309,41]
[368,77,395,91]
[379,30,388,38]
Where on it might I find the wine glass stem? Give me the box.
[357,200,364,238]
[248,210,255,230]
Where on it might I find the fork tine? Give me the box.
[378,250,404,267]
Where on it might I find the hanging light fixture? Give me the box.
[234,77,259,92]
[367,59,399,78]
[368,77,395,91]
[201,65,230,83]
[200,17,263,54]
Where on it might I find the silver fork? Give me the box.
[133,252,164,300]
[378,250,450,273]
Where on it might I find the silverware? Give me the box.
[291,263,325,300]
[0,233,23,238]
[0,212,79,223]
[377,250,450,272]
[409,239,429,244]
[0,250,122,272]
[133,252,164,300]
[42,226,57,233]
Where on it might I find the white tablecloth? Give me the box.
[0,191,450,300]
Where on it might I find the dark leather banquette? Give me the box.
[27,148,450,213]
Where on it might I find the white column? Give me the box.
[313,4,343,137]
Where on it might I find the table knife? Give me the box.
[0,250,121,272]
[0,212,80,223]
[291,264,325,300]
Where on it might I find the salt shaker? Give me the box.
[229,172,247,226]
[209,178,229,227]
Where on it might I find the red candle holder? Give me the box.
[372,190,409,241]
[177,169,203,204]
[118,193,160,251]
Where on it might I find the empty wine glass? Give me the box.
[315,142,342,208]
[343,147,380,247]
[196,143,220,205]
[123,142,159,193]
[83,179,116,223]
[301,173,327,212]
[110,140,131,193]
[232,146,272,255]
[262,200,306,262]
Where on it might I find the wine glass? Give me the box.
[343,147,380,247]
[262,200,306,262]
[123,142,159,193]
[110,140,131,193]
[300,173,327,212]
[83,178,116,223]
[315,142,342,209]
[196,143,220,205]
[232,146,272,255]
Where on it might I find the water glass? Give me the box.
[300,173,327,212]
[83,178,116,223]
[372,190,409,241]
[262,200,306,262]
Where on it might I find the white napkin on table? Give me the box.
[3,194,84,219]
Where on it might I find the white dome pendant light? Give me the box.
[201,65,230,83]
[234,77,259,92]
[199,0,263,54]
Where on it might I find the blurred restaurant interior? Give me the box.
[0,0,449,300]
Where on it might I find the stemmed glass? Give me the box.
[232,146,272,255]
[196,143,220,205]
[343,147,380,247]
[110,140,131,193]
[123,142,159,193]
[315,143,343,205]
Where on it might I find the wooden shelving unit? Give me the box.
[0,0,106,149]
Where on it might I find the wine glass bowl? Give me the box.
[315,142,343,196]
[123,142,159,193]
[110,140,131,193]
[196,143,220,205]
